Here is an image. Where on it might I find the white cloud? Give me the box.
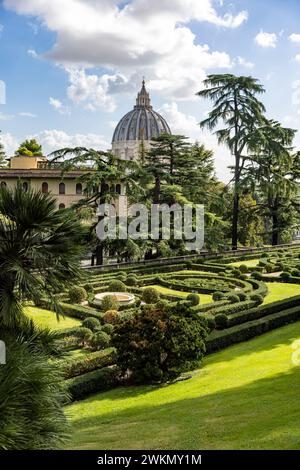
[0,112,14,121]
[4,0,246,106]
[19,111,37,117]
[237,56,254,69]
[255,31,277,48]
[295,54,300,62]
[35,130,110,153]
[27,48,38,58]
[49,96,70,115]
[0,132,18,155]
[0,24,4,35]
[289,33,300,43]
[159,102,231,181]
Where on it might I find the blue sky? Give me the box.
[1,0,300,181]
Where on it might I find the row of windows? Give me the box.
[1,181,83,195]
[1,182,122,195]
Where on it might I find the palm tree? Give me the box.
[0,184,85,325]
[197,74,266,249]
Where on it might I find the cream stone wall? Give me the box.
[112,139,151,161]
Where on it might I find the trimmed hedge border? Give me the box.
[206,305,300,353]
[61,348,116,379]
[66,366,120,401]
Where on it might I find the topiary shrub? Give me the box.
[116,271,127,281]
[69,286,87,304]
[239,264,248,274]
[103,310,120,325]
[108,280,127,292]
[76,327,93,347]
[142,287,160,304]
[236,292,248,302]
[89,331,111,351]
[101,295,118,312]
[204,315,216,332]
[185,260,193,269]
[212,291,224,301]
[265,263,275,274]
[126,274,138,286]
[250,293,264,305]
[291,269,300,277]
[280,272,291,280]
[101,323,114,335]
[186,293,200,306]
[83,283,94,295]
[227,294,240,304]
[82,317,101,332]
[215,313,228,330]
[251,271,263,280]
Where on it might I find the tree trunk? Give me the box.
[272,211,279,246]
[232,151,240,251]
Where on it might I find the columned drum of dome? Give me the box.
[112,81,171,161]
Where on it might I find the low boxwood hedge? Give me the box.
[66,366,120,401]
[61,348,116,379]
[206,305,300,353]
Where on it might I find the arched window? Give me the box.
[59,203,65,210]
[42,182,48,193]
[116,184,121,195]
[59,182,65,195]
[1,181,7,188]
[22,182,28,192]
[102,183,109,194]
[76,183,82,195]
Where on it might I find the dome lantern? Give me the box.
[111,80,171,161]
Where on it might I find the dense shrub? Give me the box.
[227,294,240,304]
[281,272,291,280]
[236,292,248,302]
[101,323,114,335]
[108,280,127,292]
[249,293,264,305]
[239,264,249,274]
[126,274,138,286]
[142,287,160,304]
[82,317,101,332]
[291,269,300,277]
[186,293,200,306]
[83,283,94,295]
[251,271,263,280]
[113,303,208,383]
[76,327,92,346]
[103,310,120,325]
[212,291,224,301]
[101,295,118,312]
[69,286,87,304]
[215,314,228,330]
[90,331,111,351]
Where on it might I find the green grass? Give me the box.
[145,285,212,304]
[264,282,300,304]
[66,321,300,450]
[25,306,81,330]
[229,259,259,267]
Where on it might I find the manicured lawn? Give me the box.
[145,285,212,304]
[66,321,300,450]
[229,259,259,268]
[264,282,300,304]
[25,306,81,330]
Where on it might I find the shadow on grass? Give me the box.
[67,366,300,450]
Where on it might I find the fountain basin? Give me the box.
[95,292,135,306]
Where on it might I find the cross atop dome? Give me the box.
[135,79,152,109]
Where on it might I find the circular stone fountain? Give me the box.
[95,292,135,306]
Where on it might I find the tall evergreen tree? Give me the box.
[197,74,266,250]
[0,132,7,168]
